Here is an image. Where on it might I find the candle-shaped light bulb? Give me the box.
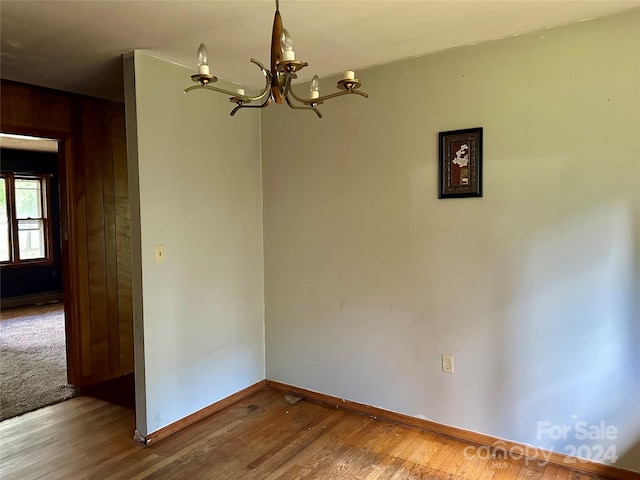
[280,28,295,61]
[310,75,320,99]
[343,70,355,81]
[197,43,210,75]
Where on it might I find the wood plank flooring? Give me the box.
[0,389,619,480]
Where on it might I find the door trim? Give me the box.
[0,124,80,385]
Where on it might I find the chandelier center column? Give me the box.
[270,7,285,104]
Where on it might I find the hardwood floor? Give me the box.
[0,389,619,480]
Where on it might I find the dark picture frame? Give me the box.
[438,127,483,198]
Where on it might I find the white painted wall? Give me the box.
[262,11,640,472]
[124,52,265,436]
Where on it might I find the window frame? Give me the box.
[0,172,54,268]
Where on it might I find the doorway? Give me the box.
[1,83,135,419]
[0,134,76,420]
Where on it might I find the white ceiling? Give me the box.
[1,0,638,102]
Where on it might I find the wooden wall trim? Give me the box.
[2,79,134,387]
[265,380,638,480]
[0,292,64,309]
[143,380,267,445]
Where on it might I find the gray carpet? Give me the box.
[0,303,78,421]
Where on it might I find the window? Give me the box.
[0,173,52,266]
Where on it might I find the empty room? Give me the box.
[1,1,639,479]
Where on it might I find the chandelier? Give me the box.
[184,0,368,118]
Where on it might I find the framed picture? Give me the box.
[438,127,483,198]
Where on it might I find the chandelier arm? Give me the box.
[230,94,274,116]
[250,58,270,79]
[319,89,369,101]
[281,73,293,97]
[282,75,322,117]
[284,95,322,118]
[185,59,271,102]
[184,82,270,103]
[288,84,369,104]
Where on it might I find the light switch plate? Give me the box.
[155,244,165,263]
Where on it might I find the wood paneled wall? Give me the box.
[1,80,134,386]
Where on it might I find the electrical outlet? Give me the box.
[442,354,454,374]
[155,244,165,263]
